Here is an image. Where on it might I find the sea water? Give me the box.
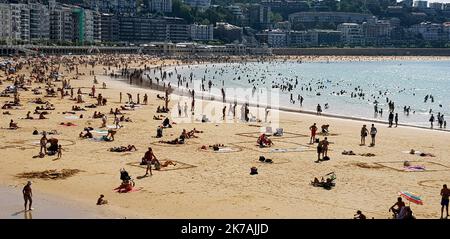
[146,60,450,129]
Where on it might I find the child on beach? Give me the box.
[57,145,62,159]
[97,195,108,205]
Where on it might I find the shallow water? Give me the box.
[150,60,450,129]
[0,187,113,219]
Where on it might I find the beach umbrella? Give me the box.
[398,191,423,205]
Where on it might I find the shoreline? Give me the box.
[121,60,449,134]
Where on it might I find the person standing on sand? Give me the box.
[39,133,47,155]
[143,94,148,105]
[441,184,450,219]
[309,123,317,144]
[23,181,33,211]
[119,92,122,103]
[57,145,62,159]
[316,139,323,162]
[91,85,95,98]
[143,147,157,176]
[321,137,329,158]
[370,124,377,146]
[360,125,369,146]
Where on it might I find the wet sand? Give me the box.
[0,186,122,219]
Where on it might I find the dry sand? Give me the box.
[0,55,449,219]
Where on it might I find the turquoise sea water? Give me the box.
[148,60,450,129]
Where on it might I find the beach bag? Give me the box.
[265,159,273,163]
[259,156,266,162]
[315,138,320,143]
[250,167,258,175]
[32,130,39,135]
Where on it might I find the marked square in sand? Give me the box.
[374,161,450,172]
[126,160,197,171]
[231,140,314,153]
[235,131,308,139]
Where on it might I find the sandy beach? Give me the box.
[1,54,449,219]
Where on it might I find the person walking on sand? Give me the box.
[309,123,318,144]
[360,125,369,146]
[441,184,450,219]
[370,124,377,146]
[23,181,33,211]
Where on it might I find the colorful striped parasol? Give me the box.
[399,191,423,205]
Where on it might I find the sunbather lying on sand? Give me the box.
[342,150,356,155]
[153,159,177,170]
[85,104,97,108]
[119,115,132,122]
[72,105,85,111]
[159,132,186,145]
[409,149,435,157]
[93,111,104,118]
[311,174,336,190]
[79,130,93,138]
[109,145,137,152]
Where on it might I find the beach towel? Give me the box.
[404,166,426,171]
[64,115,79,120]
[93,129,108,135]
[214,147,238,153]
[107,125,122,129]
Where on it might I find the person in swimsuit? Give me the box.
[309,123,317,144]
[389,197,406,218]
[360,125,369,145]
[321,137,329,158]
[441,184,450,219]
[316,139,323,161]
[22,181,33,211]
[97,195,108,205]
[142,147,157,176]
